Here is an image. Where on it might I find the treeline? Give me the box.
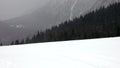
[1,2,120,45]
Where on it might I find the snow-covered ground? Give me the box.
[0,37,120,68]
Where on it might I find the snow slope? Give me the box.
[0,37,120,68]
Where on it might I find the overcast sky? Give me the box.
[0,0,49,21]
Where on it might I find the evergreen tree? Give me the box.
[10,2,120,45]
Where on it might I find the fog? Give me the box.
[0,0,49,21]
[0,0,115,43]
[0,0,99,21]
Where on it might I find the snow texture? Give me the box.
[0,37,120,68]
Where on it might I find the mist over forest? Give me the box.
[0,0,120,45]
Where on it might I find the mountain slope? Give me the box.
[1,0,120,44]
[2,0,97,43]
[85,0,120,14]
[0,21,36,44]
[0,22,21,43]
[4,0,100,29]
[10,2,120,45]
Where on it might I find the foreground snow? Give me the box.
[0,37,120,68]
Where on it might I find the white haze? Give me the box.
[0,0,49,21]
[0,0,119,21]
[0,0,97,21]
[0,0,119,43]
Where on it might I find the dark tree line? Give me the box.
[1,2,120,46]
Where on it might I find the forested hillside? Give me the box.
[1,2,120,45]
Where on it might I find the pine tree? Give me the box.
[9,2,120,45]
